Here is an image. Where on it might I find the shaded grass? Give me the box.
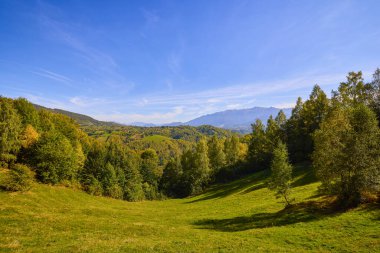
[0,164,379,252]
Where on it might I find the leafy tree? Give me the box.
[301,85,330,157]
[0,97,22,167]
[159,157,184,197]
[313,104,380,207]
[275,110,287,142]
[370,68,380,122]
[224,135,241,166]
[286,97,306,162]
[332,71,374,106]
[266,115,281,158]
[268,142,293,206]
[31,131,78,184]
[140,149,160,185]
[123,149,145,201]
[13,98,40,128]
[20,124,39,149]
[182,138,211,195]
[248,119,270,170]
[207,136,226,177]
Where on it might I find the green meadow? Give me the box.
[1,166,379,252]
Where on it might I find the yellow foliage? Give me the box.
[21,124,39,148]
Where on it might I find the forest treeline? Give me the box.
[1,69,379,206]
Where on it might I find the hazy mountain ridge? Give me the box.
[131,107,293,132]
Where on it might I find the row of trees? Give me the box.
[250,70,380,207]
[160,135,247,197]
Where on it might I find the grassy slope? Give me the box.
[0,166,379,252]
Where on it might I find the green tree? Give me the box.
[13,98,40,128]
[0,97,22,167]
[140,149,160,185]
[224,135,241,166]
[207,136,226,177]
[370,68,380,122]
[313,105,380,207]
[332,71,374,106]
[248,119,270,170]
[182,138,211,195]
[268,142,293,206]
[301,85,330,158]
[123,149,145,201]
[160,157,184,197]
[31,131,78,184]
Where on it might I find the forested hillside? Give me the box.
[1,69,380,207]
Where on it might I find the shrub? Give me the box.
[1,164,34,191]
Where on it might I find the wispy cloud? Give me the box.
[84,72,348,124]
[31,68,73,85]
[36,1,134,93]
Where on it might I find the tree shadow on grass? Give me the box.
[291,163,318,188]
[186,171,268,203]
[193,200,343,232]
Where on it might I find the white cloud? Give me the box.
[94,106,184,124]
[274,102,296,109]
[69,96,107,107]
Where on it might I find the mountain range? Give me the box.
[133,107,292,132]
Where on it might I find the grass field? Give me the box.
[0,166,379,252]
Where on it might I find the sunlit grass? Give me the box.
[0,166,379,252]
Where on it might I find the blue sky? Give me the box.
[1,0,379,124]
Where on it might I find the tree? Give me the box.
[332,71,374,106]
[313,104,380,207]
[140,148,161,199]
[207,136,226,177]
[20,124,39,149]
[275,110,287,142]
[13,98,40,128]
[370,68,380,123]
[123,149,145,201]
[248,119,270,170]
[182,138,211,195]
[159,157,184,197]
[268,142,293,206]
[31,131,78,184]
[301,85,330,158]
[0,97,22,167]
[140,149,160,185]
[224,135,241,166]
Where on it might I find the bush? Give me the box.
[1,164,34,191]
